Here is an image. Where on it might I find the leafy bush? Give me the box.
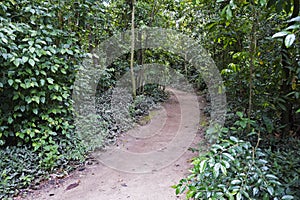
[0,1,88,198]
[142,83,169,103]
[130,95,157,118]
[0,0,82,151]
[174,135,295,200]
[265,141,300,198]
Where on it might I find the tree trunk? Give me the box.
[130,0,137,99]
[136,32,144,94]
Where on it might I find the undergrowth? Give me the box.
[174,112,300,200]
[0,136,86,200]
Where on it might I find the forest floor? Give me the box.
[21,89,206,200]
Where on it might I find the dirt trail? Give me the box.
[23,89,205,200]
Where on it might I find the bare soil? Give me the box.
[21,89,205,200]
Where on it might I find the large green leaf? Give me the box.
[285,34,296,48]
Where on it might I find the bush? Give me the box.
[265,141,300,198]
[0,1,87,198]
[174,135,295,200]
[0,0,82,149]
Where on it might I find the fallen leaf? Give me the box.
[65,180,80,191]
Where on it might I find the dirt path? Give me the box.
[23,89,205,200]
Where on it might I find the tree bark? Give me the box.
[130,0,137,99]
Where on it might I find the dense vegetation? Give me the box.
[0,0,299,199]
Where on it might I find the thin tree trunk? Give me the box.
[136,32,144,94]
[130,0,137,99]
[248,7,257,121]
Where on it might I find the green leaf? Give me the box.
[272,31,289,38]
[57,96,63,101]
[282,195,294,200]
[241,191,250,199]
[231,180,241,185]
[213,163,221,178]
[16,131,24,139]
[226,192,234,200]
[288,16,300,23]
[47,78,54,84]
[263,193,270,200]
[33,108,38,115]
[236,192,242,200]
[186,190,196,198]
[222,152,235,161]
[285,34,296,48]
[179,185,186,194]
[195,192,202,199]
[22,56,29,63]
[40,97,46,104]
[29,47,35,53]
[175,186,180,195]
[266,174,278,180]
[13,58,20,67]
[8,117,13,124]
[226,6,232,20]
[49,46,56,54]
[25,96,32,104]
[40,79,45,86]
[199,159,207,173]
[229,136,239,143]
[285,24,300,31]
[236,111,243,118]
[1,37,8,44]
[67,49,73,55]
[221,160,230,168]
[267,186,274,195]
[259,0,267,6]
[8,79,14,86]
[62,93,69,99]
[220,165,227,175]
[32,96,40,104]
[253,187,259,196]
[29,59,35,67]
[20,105,25,112]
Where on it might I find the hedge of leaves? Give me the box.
[0,0,83,155]
[0,1,87,198]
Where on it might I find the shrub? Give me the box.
[174,135,295,200]
[0,0,83,162]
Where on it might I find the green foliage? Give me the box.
[0,0,88,197]
[0,137,86,199]
[264,142,300,198]
[0,0,299,199]
[174,135,294,199]
[0,146,40,199]
[0,0,82,148]
[141,83,169,103]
